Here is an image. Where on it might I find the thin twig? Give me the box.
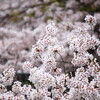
[57,52,66,74]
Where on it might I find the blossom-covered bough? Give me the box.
[0,15,100,100]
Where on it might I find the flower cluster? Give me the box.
[67,26,99,52]
[29,67,56,89]
[0,15,100,100]
[85,15,97,26]
[0,68,15,86]
[22,61,33,73]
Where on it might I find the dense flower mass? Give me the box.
[0,68,15,86]
[0,16,100,100]
[23,61,33,73]
[29,67,56,89]
[0,0,100,98]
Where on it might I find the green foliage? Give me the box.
[10,11,19,22]
[10,11,36,22]
[45,16,53,22]
[50,0,57,2]
[57,0,66,7]
[40,4,48,13]
[80,4,100,12]
[25,12,35,17]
